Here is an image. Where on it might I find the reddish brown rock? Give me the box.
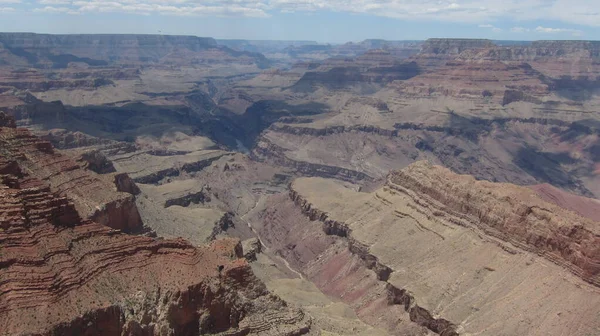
[0,119,143,232]
[529,183,600,222]
[251,162,600,335]
[388,161,600,286]
[0,114,312,336]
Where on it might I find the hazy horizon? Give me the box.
[0,31,598,44]
[1,1,599,43]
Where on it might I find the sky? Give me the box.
[0,0,599,43]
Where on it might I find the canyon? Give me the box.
[0,34,599,335]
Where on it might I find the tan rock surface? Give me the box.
[285,161,600,335]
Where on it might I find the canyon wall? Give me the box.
[0,114,143,232]
[0,113,312,335]
[248,161,600,335]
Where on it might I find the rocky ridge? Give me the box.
[248,161,600,335]
[288,188,459,336]
[0,113,313,335]
[388,161,600,286]
[0,116,143,232]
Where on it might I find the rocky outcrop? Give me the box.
[113,173,141,195]
[40,129,129,151]
[288,188,458,335]
[242,238,263,261]
[387,161,600,286]
[112,151,228,185]
[0,114,312,335]
[5,92,67,127]
[208,212,236,241]
[0,112,16,127]
[253,136,372,182]
[420,38,494,55]
[164,188,210,208]
[89,197,144,233]
[0,116,143,232]
[76,149,117,174]
[0,185,311,335]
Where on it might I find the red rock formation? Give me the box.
[0,113,312,335]
[388,161,600,286]
[0,113,142,232]
[254,162,600,335]
[394,60,548,102]
[248,193,448,336]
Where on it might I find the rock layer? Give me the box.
[0,114,312,335]
[388,161,600,286]
[250,161,600,335]
[0,116,143,232]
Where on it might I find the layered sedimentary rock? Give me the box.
[110,149,231,185]
[387,161,600,286]
[0,114,312,335]
[393,61,549,102]
[253,135,373,183]
[420,39,495,56]
[246,37,600,198]
[292,50,421,91]
[0,113,142,231]
[0,181,311,336]
[255,115,599,198]
[248,161,600,335]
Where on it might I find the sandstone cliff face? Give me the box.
[477,40,600,62]
[254,162,600,336]
[255,115,598,198]
[0,114,312,335]
[388,161,600,286]
[0,113,142,232]
[253,135,372,183]
[458,40,600,83]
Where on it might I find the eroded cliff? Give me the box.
[0,114,143,232]
[247,161,600,336]
[0,114,312,335]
